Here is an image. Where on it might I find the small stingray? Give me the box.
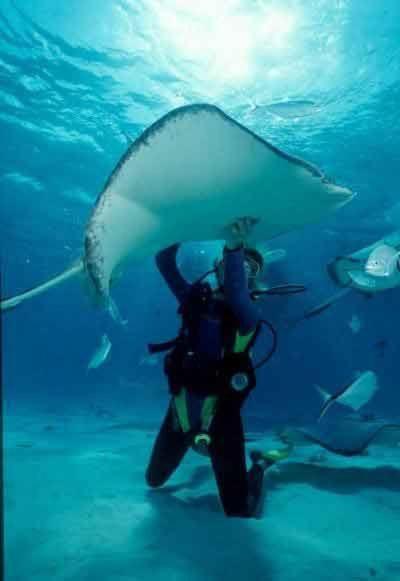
[281,416,400,456]
[314,370,379,421]
[1,104,352,319]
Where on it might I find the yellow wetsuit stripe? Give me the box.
[200,396,218,431]
[174,392,218,435]
[174,390,191,433]
[233,328,256,353]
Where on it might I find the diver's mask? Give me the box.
[244,254,262,280]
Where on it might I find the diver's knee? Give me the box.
[222,500,250,518]
[224,508,250,518]
[145,469,165,488]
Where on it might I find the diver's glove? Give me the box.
[223,216,259,250]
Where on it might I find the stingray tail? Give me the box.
[303,287,352,319]
[287,286,352,329]
[0,260,84,311]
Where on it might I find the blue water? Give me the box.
[1,2,400,576]
[0,0,400,415]
[2,0,399,420]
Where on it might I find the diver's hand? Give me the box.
[224,216,259,249]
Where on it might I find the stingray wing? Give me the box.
[84,104,353,300]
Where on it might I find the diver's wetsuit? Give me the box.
[145,243,263,517]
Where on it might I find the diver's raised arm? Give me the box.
[155,243,190,302]
[221,218,261,334]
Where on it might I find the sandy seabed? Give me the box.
[4,411,400,581]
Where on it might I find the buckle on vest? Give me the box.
[230,372,249,391]
[192,431,212,456]
[194,432,211,447]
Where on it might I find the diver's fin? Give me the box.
[0,260,84,311]
[248,444,293,518]
[250,443,293,466]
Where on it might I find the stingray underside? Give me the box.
[84,104,353,299]
[1,104,353,312]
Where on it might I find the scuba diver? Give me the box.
[145,217,284,518]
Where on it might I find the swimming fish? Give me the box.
[365,243,400,277]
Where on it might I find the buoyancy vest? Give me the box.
[147,282,282,448]
[155,281,260,397]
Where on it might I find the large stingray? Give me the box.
[1,104,353,315]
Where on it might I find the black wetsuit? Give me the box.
[145,243,264,517]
